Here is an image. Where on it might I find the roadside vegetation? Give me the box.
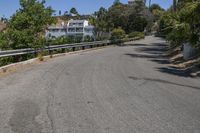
[91,0,152,41]
[152,0,200,72]
[155,0,200,52]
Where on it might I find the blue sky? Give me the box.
[0,0,172,18]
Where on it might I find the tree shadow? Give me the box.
[157,67,191,77]
[128,43,147,47]
[125,53,158,59]
[129,76,200,90]
[157,64,200,77]
[124,41,200,77]
[135,43,168,55]
[119,43,147,47]
[125,42,170,64]
[151,59,170,64]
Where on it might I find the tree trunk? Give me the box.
[149,0,151,8]
[173,0,177,12]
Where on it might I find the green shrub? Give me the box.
[110,28,126,43]
[128,32,145,39]
[84,35,94,42]
[0,57,15,67]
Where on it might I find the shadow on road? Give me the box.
[135,43,168,55]
[129,76,200,90]
[124,42,199,77]
[125,53,158,59]
[124,43,147,47]
[158,65,200,78]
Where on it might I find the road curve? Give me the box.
[0,36,200,133]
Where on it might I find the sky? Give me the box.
[0,0,173,18]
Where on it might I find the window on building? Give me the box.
[60,29,66,32]
[76,28,83,32]
[84,28,93,33]
[68,28,76,32]
[78,23,83,26]
[50,29,60,33]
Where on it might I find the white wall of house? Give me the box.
[46,19,94,38]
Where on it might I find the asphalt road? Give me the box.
[0,36,200,133]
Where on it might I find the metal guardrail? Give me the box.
[0,40,110,58]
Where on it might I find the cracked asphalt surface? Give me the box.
[0,36,200,133]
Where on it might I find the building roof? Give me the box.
[0,22,6,31]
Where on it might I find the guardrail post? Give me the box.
[49,50,52,55]
[82,46,85,50]
[34,49,37,57]
[62,48,65,53]
[15,55,22,62]
[72,47,75,51]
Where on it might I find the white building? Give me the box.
[46,19,94,39]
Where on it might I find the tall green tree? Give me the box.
[70,7,78,15]
[0,0,55,49]
[107,3,128,31]
[158,0,200,49]
[93,7,110,39]
[149,4,164,12]
[93,0,151,37]
[113,0,121,5]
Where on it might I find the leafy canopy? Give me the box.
[70,7,79,15]
[0,0,55,49]
[158,0,200,48]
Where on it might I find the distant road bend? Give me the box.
[0,36,200,133]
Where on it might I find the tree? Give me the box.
[173,0,177,12]
[126,1,149,33]
[0,16,8,23]
[0,0,55,50]
[93,0,151,36]
[127,15,148,32]
[158,0,200,49]
[149,4,165,21]
[113,0,121,5]
[107,3,127,31]
[93,7,110,39]
[149,4,164,13]
[70,7,78,15]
